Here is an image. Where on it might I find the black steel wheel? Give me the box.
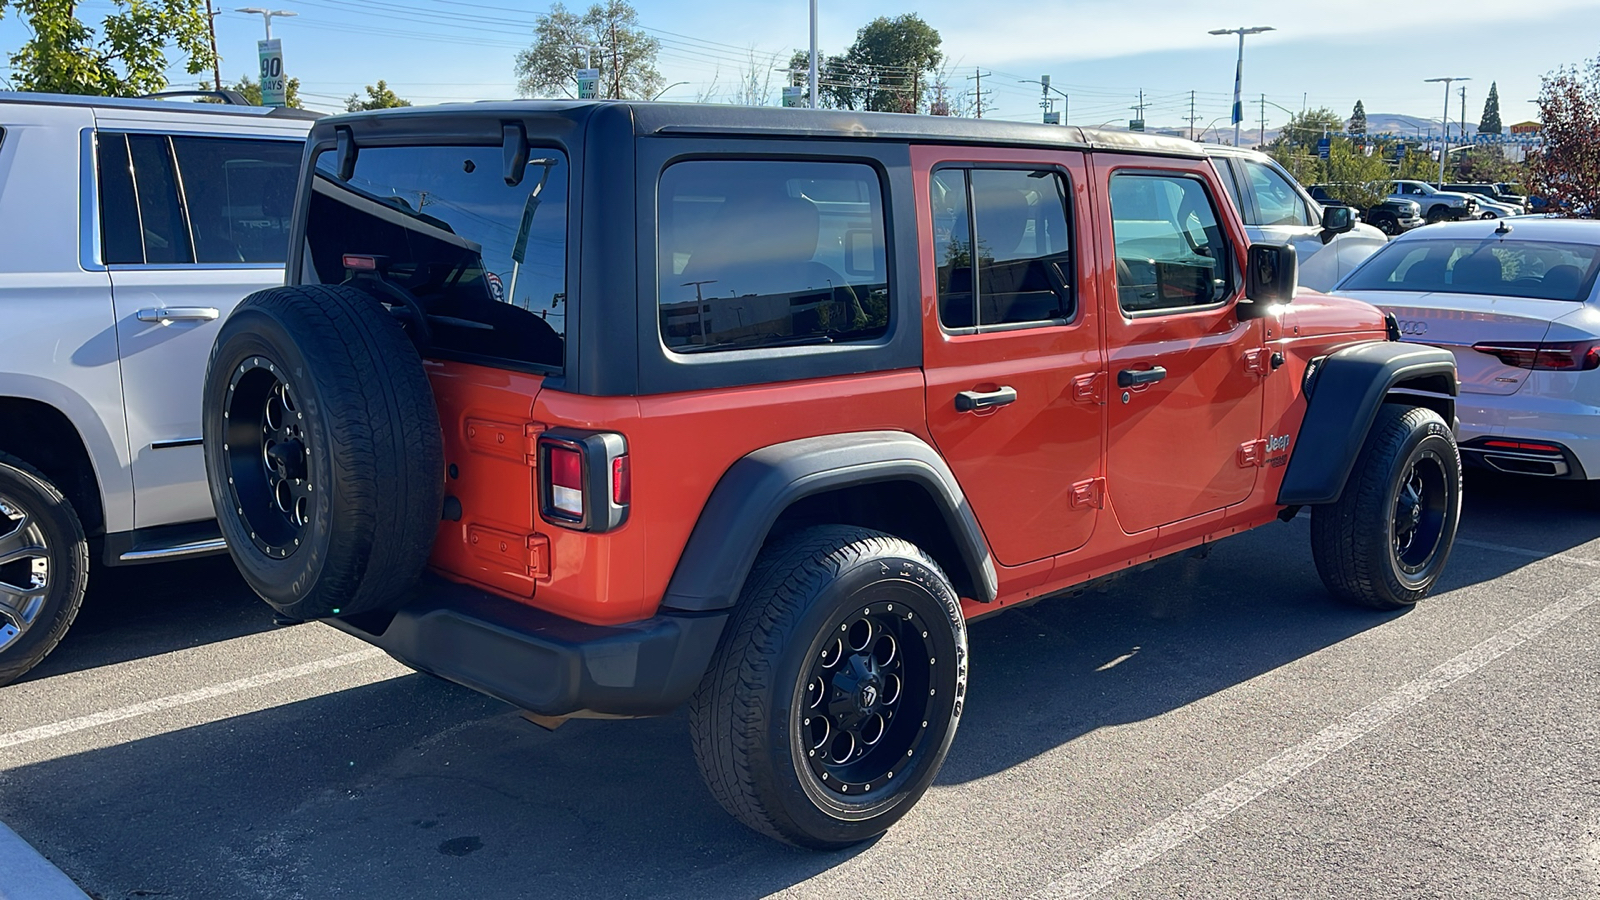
[690,526,966,849]
[1311,405,1461,610]
[222,357,315,559]
[1374,215,1400,237]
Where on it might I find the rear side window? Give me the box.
[171,137,300,263]
[656,159,889,353]
[97,134,144,265]
[126,134,193,264]
[1109,173,1233,314]
[308,145,568,371]
[1239,159,1311,227]
[931,167,1074,330]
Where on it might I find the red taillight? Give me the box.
[548,445,584,517]
[1472,340,1600,371]
[611,455,630,505]
[342,253,379,271]
[1483,440,1564,454]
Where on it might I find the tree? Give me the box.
[514,0,662,101]
[1269,107,1343,154]
[815,14,942,113]
[1478,82,1503,134]
[345,80,411,111]
[225,73,302,109]
[1,0,215,97]
[1349,100,1367,135]
[1527,55,1600,216]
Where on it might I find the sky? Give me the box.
[3,0,1598,135]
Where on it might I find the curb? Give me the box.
[0,821,89,900]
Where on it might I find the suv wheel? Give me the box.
[689,526,967,849]
[203,285,444,621]
[1373,214,1400,236]
[0,453,89,686]
[1426,205,1451,224]
[1310,405,1460,610]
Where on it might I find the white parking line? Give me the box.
[1454,536,1600,567]
[0,648,387,751]
[1031,578,1600,899]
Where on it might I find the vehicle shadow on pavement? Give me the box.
[4,481,1597,899]
[17,555,278,683]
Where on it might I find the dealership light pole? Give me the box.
[1210,26,1273,146]
[1424,76,1469,186]
[808,0,819,109]
[236,7,295,40]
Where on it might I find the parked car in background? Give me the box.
[1388,180,1480,223]
[0,92,314,685]
[1203,146,1387,290]
[1445,183,1528,214]
[1334,218,1600,484]
[1308,185,1426,236]
[1459,192,1523,219]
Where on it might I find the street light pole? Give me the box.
[1019,77,1071,125]
[236,6,296,40]
[1209,26,1274,147]
[808,0,819,109]
[1424,76,1469,186]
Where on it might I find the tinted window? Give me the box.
[932,167,1074,329]
[657,160,889,353]
[172,137,300,263]
[1341,238,1600,301]
[1215,159,1247,216]
[96,133,144,265]
[1241,160,1310,227]
[308,146,568,371]
[1110,173,1232,314]
[126,134,193,264]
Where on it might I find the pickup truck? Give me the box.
[1387,180,1479,223]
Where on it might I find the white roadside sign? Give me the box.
[258,39,287,107]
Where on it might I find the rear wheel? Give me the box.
[689,526,967,849]
[0,453,89,686]
[1311,405,1460,610]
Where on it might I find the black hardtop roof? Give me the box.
[314,99,1206,158]
[0,90,322,120]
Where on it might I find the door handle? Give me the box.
[954,386,1018,412]
[1116,366,1167,388]
[136,307,220,324]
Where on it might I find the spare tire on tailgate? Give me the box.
[203,284,444,620]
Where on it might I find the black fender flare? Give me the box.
[1278,341,1458,507]
[660,431,999,612]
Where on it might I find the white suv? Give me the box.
[0,92,313,684]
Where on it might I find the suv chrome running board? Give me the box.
[103,521,228,566]
[119,537,228,562]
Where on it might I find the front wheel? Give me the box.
[689,526,967,849]
[1311,405,1461,610]
[1373,215,1400,237]
[1426,205,1451,225]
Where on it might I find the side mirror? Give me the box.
[1320,205,1357,243]
[1245,242,1298,306]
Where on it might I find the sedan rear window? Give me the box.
[1341,238,1600,301]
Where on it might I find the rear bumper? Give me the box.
[330,577,728,717]
[1457,390,1600,479]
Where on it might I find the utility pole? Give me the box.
[204,0,222,91]
[1459,84,1468,139]
[968,69,990,118]
[1129,89,1146,130]
[1186,90,1199,140]
[1259,93,1266,147]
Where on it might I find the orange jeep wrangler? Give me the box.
[202,102,1462,848]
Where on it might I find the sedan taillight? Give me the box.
[1472,340,1600,371]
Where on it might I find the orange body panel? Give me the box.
[423,147,1389,631]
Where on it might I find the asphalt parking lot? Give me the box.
[2,468,1599,899]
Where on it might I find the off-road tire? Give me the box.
[1426,205,1451,225]
[689,526,968,849]
[203,284,444,620]
[0,453,89,686]
[1311,405,1460,610]
[1373,214,1400,237]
